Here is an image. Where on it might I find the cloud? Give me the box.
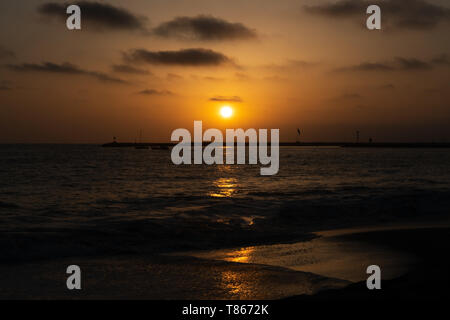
[8,62,84,73]
[334,62,395,73]
[167,73,184,81]
[378,83,395,90]
[124,48,232,66]
[38,1,148,31]
[112,64,151,75]
[234,72,251,81]
[395,57,432,70]
[203,76,225,81]
[263,59,318,72]
[138,89,173,95]
[263,75,288,82]
[330,93,362,102]
[431,54,450,65]
[304,0,450,30]
[152,15,257,41]
[209,96,243,102]
[88,72,128,83]
[334,56,437,73]
[0,46,15,60]
[8,62,128,84]
[304,0,362,16]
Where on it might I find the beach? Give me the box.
[292,225,450,300]
[1,145,450,299]
[2,0,450,305]
[1,220,449,299]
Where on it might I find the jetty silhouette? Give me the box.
[102,141,450,148]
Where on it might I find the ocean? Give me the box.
[1,145,450,262]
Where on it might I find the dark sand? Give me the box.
[290,226,450,300]
[0,254,347,300]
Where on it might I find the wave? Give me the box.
[0,201,20,209]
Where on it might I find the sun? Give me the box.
[220,106,233,118]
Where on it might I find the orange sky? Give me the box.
[0,0,449,143]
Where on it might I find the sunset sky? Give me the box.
[0,0,449,143]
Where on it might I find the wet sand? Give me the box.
[183,232,416,283]
[1,223,449,299]
[290,226,450,300]
[178,222,450,299]
[0,254,348,300]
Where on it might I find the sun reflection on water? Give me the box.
[209,177,238,198]
[225,247,255,263]
[218,247,256,297]
[220,270,252,297]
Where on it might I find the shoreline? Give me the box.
[289,226,450,300]
[2,220,449,299]
[0,253,349,300]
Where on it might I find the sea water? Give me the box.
[1,145,450,261]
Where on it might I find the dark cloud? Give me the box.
[138,89,173,95]
[8,62,82,74]
[88,71,128,83]
[263,75,288,82]
[8,62,128,84]
[0,46,15,60]
[234,72,250,81]
[167,73,184,81]
[288,60,318,68]
[124,48,232,66]
[264,59,318,72]
[203,76,225,81]
[112,64,151,75]
[334,62,395,73]
[209,96,243,102]
[152,15,257,41]
[334,57,437,73]
[395,57,432,70]
[38,1,147,31]
[431,54,450,65]
[378,83,396,90]
[304,0,362,17]
[304,0,450,30]
[331,93,362,102]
